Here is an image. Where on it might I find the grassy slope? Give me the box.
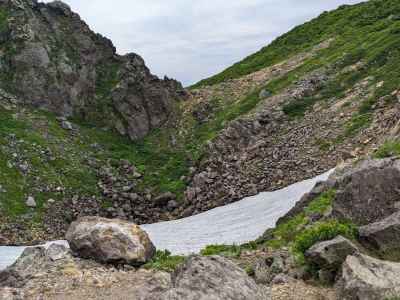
[192,0,400,88]
[191,0,400,140]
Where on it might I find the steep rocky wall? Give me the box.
[0,0,185,140]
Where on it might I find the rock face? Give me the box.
[66,216,156,265]
[332,158,400,225]
[0,0,186,140]
[359,211,400,260]
[337,253,400,300]
[163,255,268,300]
[305,236,358,283]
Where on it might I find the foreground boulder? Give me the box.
[305,236,358,283]
[332,158,400,225]
[162,255,268,300]
[66,217,155,266]
[359,211,400,260]
[337,253,400,300]
[0,244,71,288]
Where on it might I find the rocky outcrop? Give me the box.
[66,217,156,266]
[0,0,186,140]
[332,158,400,225]
[337,253,400,300]
[359,211,400,260]
[163,255,268,300]
[305,236,359,283]
[0,248,268,300]
[0,244,71,288]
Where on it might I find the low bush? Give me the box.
[374,140,400,158]
[292,220,358,256]
[143,250,186,272]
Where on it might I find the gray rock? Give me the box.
[167,200,178,211]
[66,216,156,266]
[0,287,22,300]
[271,274,292,285]
[259,89,272,99]
[162,255,268,300]
[337,253,400,300]
[154,192,176,207]
[332,158,400,225]
[306,236,358,271]
[254,258,274,284]
[25,196,36,208]
[45,243,70,261]
[61,120,73,130]
[359,211,400,260]
[0,246,71,288]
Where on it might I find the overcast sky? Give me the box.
[43,0,364,86]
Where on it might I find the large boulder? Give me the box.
[337,253,400,300]
[332,158,400,225]
[162,255,269,300]
[359,211,400,260]
[305,236,358,283]
[66,217,156,266]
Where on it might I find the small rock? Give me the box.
[154,192,176,207]
[271,274,291,285]
[26,196,36,208]
[259,89,272,99]
[61,120,73,130]
[305,236,358,283]
[167,200,178,211]
[45,244,69,261]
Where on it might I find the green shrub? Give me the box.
[292,220,357,256]
[266,190,335,249]
[304,189,336,215]
[374,140,400,158]
[344,114,371,137]
[143,250,186,272]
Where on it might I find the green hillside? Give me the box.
[192,0,400,88]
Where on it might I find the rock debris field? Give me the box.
[0,170,332,270]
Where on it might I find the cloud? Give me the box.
[42,0,364,86]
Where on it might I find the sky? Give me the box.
[43,0,364,86]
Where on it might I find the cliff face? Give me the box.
[0,0,185,140]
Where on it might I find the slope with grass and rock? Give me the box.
[1,0,400,252]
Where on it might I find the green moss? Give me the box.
[200,244,243,257]
[143,250,186,272]
[200,242,258,258]
[0,8,8,33]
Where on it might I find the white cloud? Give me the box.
[42,0,364,86]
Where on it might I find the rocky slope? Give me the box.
[2,0,400,246]
[3,156,400,299]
